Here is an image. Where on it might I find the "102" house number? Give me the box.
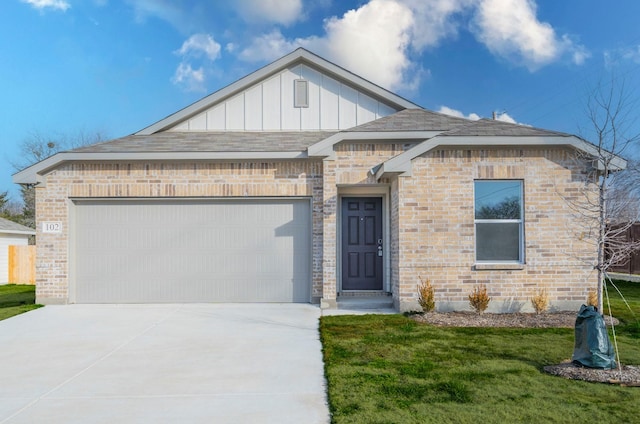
[42,222,62,233]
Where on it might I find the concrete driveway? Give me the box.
[0,304,329,424]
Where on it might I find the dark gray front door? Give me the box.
[341,197,383,290]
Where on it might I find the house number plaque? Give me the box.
[42,222,62,233]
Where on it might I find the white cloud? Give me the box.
[21,0,70,11]
[471,0,588,71]
[438,106,527,125]
[234,0,303,25]
[240,0,416,91]
[494,111,517,124]
[175,34,221,60]
[238,30,298,62]
[171,63,206,92]
[125,0,195,33]
[238,0,588,92]
[438,106,481,120]
[319,0,415,89]
[172,34,221,92]
[400,0,474,49]
[604,45,640,69]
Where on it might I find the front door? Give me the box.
[341,197,383,290]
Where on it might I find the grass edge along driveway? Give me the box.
[320,280,640,424]
[0,284,42,321]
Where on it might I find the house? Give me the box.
[0,217,35,284]
[13,48,625,311]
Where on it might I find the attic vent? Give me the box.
[294,79,309,108]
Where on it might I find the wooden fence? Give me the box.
[8,245,36,285]
[609,224,640,275]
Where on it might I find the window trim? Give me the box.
[473,180,524,264]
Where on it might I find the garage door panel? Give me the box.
[73,199,310,303]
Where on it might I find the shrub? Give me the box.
[530,287,549,315]
[468,284,491,314]
[587,289,598,308]
[417,276,435,313]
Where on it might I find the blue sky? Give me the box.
[2,0,640,201]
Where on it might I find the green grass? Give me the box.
[0,284,42,321]
[607,279,640,337]
[321,282,640,424]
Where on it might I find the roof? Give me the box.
[71,132,336,153]
[441,118,572,137]
[10,49,626,185]
[137,48,421,135]
[307,109,579,158]
[345,108,470,132]
[0,217,35,235]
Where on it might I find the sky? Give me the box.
[2,0,640,201]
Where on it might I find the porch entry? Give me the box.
[341,197,383,290]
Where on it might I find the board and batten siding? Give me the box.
[169,64,398,132]
[0,233,31,284]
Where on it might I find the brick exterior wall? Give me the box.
[394,147,596,312]
[34,144,597,312]
[320,142,414,307]
[35,160,323,304]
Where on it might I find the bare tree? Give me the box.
[566,78,640,312]
[11,129,108,171]
[11,129,108,228]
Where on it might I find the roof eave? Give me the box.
[375,135,627,179]
[308,131,442,158]
[0,229,36,236]
[12,150,310,185]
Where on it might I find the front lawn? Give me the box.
[0,284,42,321]
[321,281,640,424]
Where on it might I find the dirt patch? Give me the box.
[413,311,639,386]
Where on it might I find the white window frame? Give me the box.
[474,180,524,264]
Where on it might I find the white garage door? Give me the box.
[72,199,311,303]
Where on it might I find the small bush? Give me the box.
[417,276,435,313]
[468,284,491,314]
[530,288,549,315]
[587,289,598,308]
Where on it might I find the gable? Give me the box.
[168,63,400,132]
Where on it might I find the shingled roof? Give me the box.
[70,131,337,154]
[441,118,572,137]
[0,217,35,235]
[345,108,470,132]
[345,109,572,137]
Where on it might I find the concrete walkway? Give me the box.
[0,304,329,424]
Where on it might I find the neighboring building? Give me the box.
[13,48,625,311]
[0,217,35,284]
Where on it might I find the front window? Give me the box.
[474,180,523,262]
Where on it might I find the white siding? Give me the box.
[225,94,245,130]
[0,233,30,284]
[320,75,340,130]
[263,74,281,129]
[281,66,301,130]
[244,85,263,130]
[300,66,321,130]
[168,64,400,132]
[357,92,378,124]
[339,84,358,129]
[207,104,226,129]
